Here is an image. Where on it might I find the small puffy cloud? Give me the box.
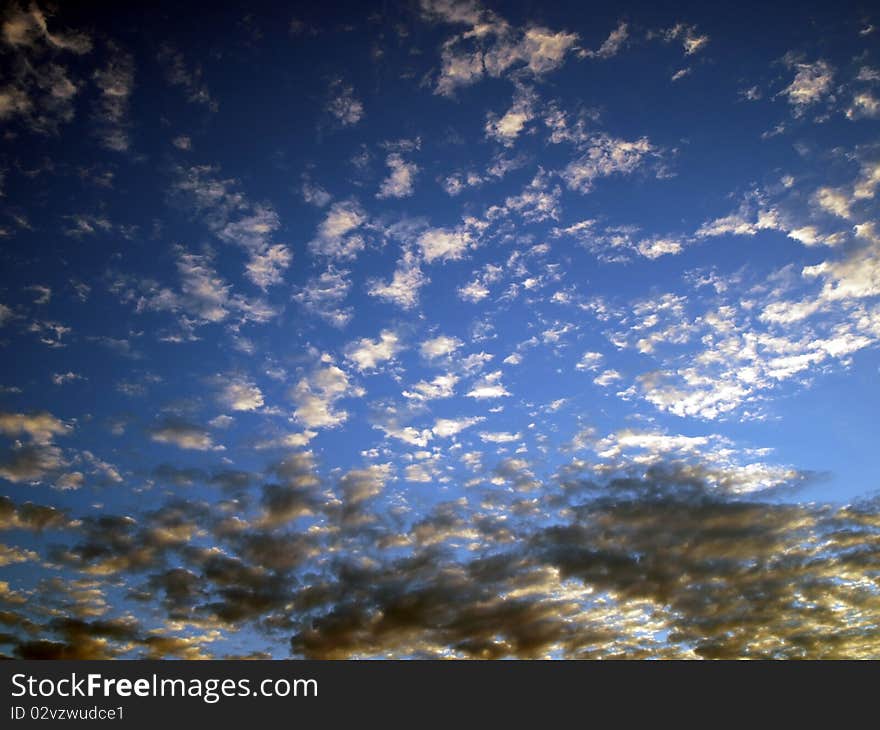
[149,419,216,451]
[458,279,490,302]
[582,21,628,59]
[93,49,135,152]
[660,23,709,55]
[485,88,535,146]
[214,375,264,412]
[345,330,402,371]
[417,227,472,263]
[501,170,561,222]
[294,267,353,327]
[781,58,834,115]
[420,335,462,359]
[0,411,70,444]
[291,360,359,429]
[2,5,92,53]
[367,248,428,310]
[847,92,880,120]
[51,372,85,386]
[562,134,656,193]
[429,5,579,96]
[245,244,292,290]
[403,374,458,401]
[479,431,520,443]
[309,200,367,260]
[433,416,484,438]
[326,80,363,126]
[301,178,332,207]
[0,444,68,484]
[467,370,511,399]
[637,237,684,259]
[576,352,604,371]
[593,369,623,387]
[339,463,391,505]
[377,154,419,199]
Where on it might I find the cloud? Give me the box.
[417,226,472,262]
[582,21,628,59]
[781,58,834,115]
[485,87,535,145]
[308,200,368,260]
[367,247,428,309]
[0,4,90,133]
[173,167,290,289]
[562,134,656,193]
[344,330,402,371]
[377,154,419,199]
[501,170,561,222]
[479,430,520,443]
[847,92,880,120]
[423,0,578,95]
[420,334,462,359]
[0,444,67,483]
[466,370,510,399]
[403,374,458,401]
[660,22,709,55]
[2,4,91,53]
[0,495,73,531]
[291,360,359,429]
[294,267,353,327]
[213,375,264,412]
[0,411,69,444]
[433,416,484,438]
[92,47,134,151]
[149,418,217,451]
[326,80,363,126]
[157,44,216,110]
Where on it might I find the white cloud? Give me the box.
[420,335,462,359]
[458,279,490,302]
[576,351,604,371]
[294,267,353,327]
[593,369,623,387]
[485,88,535,146]
[149,419,217,451]
[345,330,402,371]
[479,431,520,443]
[377,153,419,199]
[582,21,628,59]
[782,58,834,115]
[403,374,459,401]
[291,361,359,429]
[215,375,264,412]
[367,248,427,309]
[417,227,472,262]
[309,200,367,260]
[562,134,656,193]
[93,50,134,152]
[433,416,484,438]
[424,1,578,95]
[467,370,510,399]
[0,411,70,444]
[327,81,363,125]
[660,23,709,55]
[847,92,880,120]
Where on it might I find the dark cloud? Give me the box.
[4,455,880,659]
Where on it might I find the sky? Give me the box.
[0,0,879,659]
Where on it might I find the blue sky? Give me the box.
[1,0,879,659]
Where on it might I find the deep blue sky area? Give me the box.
[0,0,878,659]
